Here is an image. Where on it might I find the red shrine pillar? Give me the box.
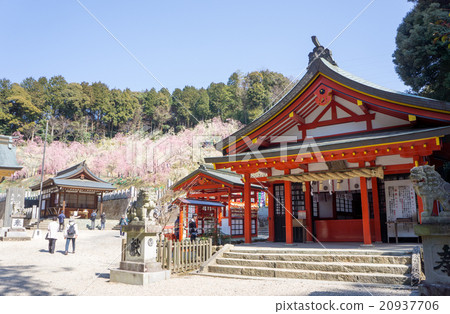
[284,180,293,244]
[359,162,372,245]
[268,183,275,242]
[244,173,252,243]
[304,181,313,242]
[179,208,184,241]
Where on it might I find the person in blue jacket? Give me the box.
[119,215,128,236]
[57,212,66,232]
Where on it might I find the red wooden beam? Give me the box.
[383,163,416,175]
[289,111,305,125]
[188,192,229,198]
[189,184,225,190]
[298,113,375,131]
[248,177,268,183]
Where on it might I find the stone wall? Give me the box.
[0,199,5,227]
[101,198,131,220]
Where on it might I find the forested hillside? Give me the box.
[0,70,292,141]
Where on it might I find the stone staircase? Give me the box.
[201,247,414,285]
[26,219,51,230]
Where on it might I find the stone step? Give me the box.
[223,252,412,265]
[194,271,416,290]
[207,264,411,285]
[27,220,51,230]
[216,257,411,275]
[229,248,412,257]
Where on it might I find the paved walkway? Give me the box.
[0,230,418,296]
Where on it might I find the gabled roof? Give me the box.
[30,161,115,191]
[0,135,22,176]
[216,39,450,154]
[171,164,265,191]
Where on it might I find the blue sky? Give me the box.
[1,0,414,93]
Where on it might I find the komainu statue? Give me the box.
[410,165,450,221]
[130,189,158,223]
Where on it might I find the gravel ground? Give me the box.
[0,230,418,296]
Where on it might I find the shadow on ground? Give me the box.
[95,272,110,279]
[0,265,70,296]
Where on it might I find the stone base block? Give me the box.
[0,228,31,241]
[120,261,163,273]
[110,268,170,285]
[0,236,31,241]
[419,281,450,296]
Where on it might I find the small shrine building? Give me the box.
[204,38,450,245]
[0,135,22,178]
[171,164,265,240]
[30,161,115,218]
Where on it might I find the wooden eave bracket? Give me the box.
[289,111,305,125]
[357,99,370,114]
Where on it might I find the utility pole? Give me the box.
[37,119,49,230]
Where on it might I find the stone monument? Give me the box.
[0,203,31,241]
[110,189,170,285]
[411,165,450,295]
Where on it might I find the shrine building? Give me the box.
[204,38,450,245]
[30,161,115,218]
[0,135,22,178]
[171,164,265,240]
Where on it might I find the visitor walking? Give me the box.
[119,215,128,237]
[100,212,106,230]
[90,211,97,230]
[57,212,66,232]
[47,217,59,254]
[64,219,78,255]
[189,214,198,242]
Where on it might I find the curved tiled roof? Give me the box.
[171,164,265,191]
[30,162,115,191]
[215,53,450,153]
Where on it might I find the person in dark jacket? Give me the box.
[119,215,128,237]
[90,211,97,230]
[100,212,106,230]
[189,214,198,242]
[57,212,66,232]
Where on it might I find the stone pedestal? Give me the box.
[414,223,450,296]
[0,214,31,241]
[110,220,170,285]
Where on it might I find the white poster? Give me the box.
[384,180,418,238]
